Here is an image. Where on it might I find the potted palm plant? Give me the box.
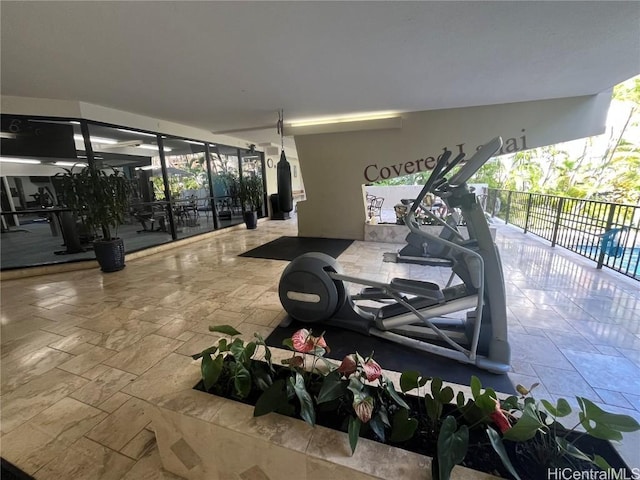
[239,173,264,229]
[56,164,132,272]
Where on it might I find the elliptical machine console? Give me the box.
[278,137,510,374]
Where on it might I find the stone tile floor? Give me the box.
[1,217,639,478]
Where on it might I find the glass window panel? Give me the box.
[240,147,266,218]
[87,123,172,250]
[1,116,98,268]
[159,137,214,238]
[212,145,243,227]
[1,116,261,270]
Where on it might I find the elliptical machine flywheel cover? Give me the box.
[278,252,345,323]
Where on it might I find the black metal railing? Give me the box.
[486,189,640,281]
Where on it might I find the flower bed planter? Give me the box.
[147,368,497,480]
[142,327,637,480]
[188,370,630,480]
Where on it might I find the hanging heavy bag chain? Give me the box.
[276,109,293,212]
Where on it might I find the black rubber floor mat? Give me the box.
[265,319,515,394]
[239,236,353,261]
[1,459,35,480]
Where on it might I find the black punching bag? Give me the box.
[277,150,293,212]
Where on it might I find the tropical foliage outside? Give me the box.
[376,76,640,206]
[472,77,640,205]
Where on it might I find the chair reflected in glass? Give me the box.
[197,197,212,222]
[217,198,233,221]
[175,196,199,227]
[365,194,376,218]
[134,204,167,233]
[368,196,384,222]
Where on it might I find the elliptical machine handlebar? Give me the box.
[449,137,503,186]
[409,149,452,216]
[405,137,503,239]
[437,151,467,181]
[408,149,466,218]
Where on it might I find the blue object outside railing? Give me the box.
[487,189,639,281]
[600,227,626,258]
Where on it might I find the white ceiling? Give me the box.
[1,1,639,149]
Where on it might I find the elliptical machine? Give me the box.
[278,137,510,374]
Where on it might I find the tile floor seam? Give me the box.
[34,435,137,478]
[530,363,605,404]
[119,434,158,461]
[85,416,152,451]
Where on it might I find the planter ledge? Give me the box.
[126,348,499,480]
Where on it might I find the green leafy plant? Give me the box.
[239,173,264,211]
[494,383,640,475]
[255,328,330,425]
[152,176,188,201]
[193,331,639,478]
[320,351,416,453]
[218,172,239,195]
[56,164,131,240]
[434,416,468,480]
[400,371,478,480]
[191,325,273,400]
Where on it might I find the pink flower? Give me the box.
[291,329,313,352]
[362,359,382,382]
[291,328,313,353]
[353,397,374,423]
[291,329,329,353]
[315,334,328,351]
[490,398,511,433]
[337,354,357,377]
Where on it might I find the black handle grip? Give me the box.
[410,148,451,214]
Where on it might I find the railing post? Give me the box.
[597,202,618,269]
[550,197,564,247]
[524,193,533,234]
[504,191,512,225]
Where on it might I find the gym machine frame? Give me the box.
[278,137,510,374]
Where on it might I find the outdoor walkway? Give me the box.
[1,217,638,478]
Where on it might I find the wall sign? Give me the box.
[1,115,77,159]
[363,130,527,182]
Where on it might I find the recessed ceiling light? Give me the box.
[290,111,400,128]
[116,128,156,138]
[0,157,42,164]
[73,134,118,145]
[55,161,88,167]
[139,144,172,152]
